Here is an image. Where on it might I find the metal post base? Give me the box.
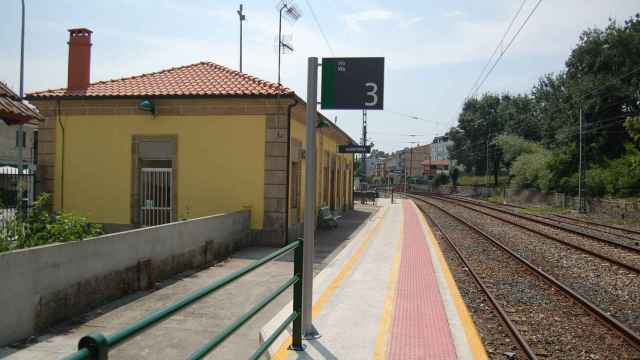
[303,325,322,340]
[288,343,307,352]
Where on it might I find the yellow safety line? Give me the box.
[271,205,391,360]
[413,201,489,360]
[372,205,403,360]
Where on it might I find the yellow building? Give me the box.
[27,28,355,245]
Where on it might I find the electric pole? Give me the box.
[237,4,246,73]
[17,0,26,217]
[361,109,367,179]
[485,136,490,197]
[578,106,586,213]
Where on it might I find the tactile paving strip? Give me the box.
[388,201,457,359]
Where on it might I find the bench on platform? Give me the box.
[318,206,341,229]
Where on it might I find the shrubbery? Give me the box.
[0,193,102,253]
[433,173,450,187]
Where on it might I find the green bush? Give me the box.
[0,193,102,253]
[434,173,450,186]
[510,151,552,191]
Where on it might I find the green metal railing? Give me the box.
[63,239,305,360]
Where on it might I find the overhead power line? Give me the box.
[387,110,452,126]
[467,0,528,99]
[305,0,335,55]
[470,0,543,98]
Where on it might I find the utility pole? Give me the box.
[277,5,283,84]
[485,136,490,197]
[402,148,409,194]
[578,106,586,213]
[237,4,246,73]
[361,109,367,179]
[17,0,26,216]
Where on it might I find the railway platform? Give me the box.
[261,198,487,359]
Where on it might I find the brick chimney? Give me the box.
[67,28,93,90]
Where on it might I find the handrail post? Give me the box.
[289,238,305,351]
[78,332,109,360]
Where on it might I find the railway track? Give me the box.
[430,194,640,274]
[420,193,640,334]
[408,194,640,359]
[445,194,640,248]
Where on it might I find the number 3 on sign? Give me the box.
[365,82,378,106]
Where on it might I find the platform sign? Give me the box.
[337,144,372,154]
[321,57,384,110]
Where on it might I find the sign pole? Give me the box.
[302,57,319,338]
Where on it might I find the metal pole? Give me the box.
[409,146,413,178]
[290,240,305,350]
[403,156,407,194]
[277,6,284,84]
[17,0,26,216]
[302,57,319,338]
[361,109,367,179]
[578,106,585,213]
[237,4,245,73]
[485,136,489,197]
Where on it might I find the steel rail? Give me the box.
[553,213,640,237]
[410,194,640,350]
[436,194,640,255]
[416,204,538,360]
[427,194,640,274]
[448,195,640,242]
[534,213,639,242]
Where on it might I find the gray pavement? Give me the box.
[0,206,377,360]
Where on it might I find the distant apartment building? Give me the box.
[428,135,454,174]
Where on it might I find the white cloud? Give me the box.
[444,10,464,18]
[342,9,393,31]
[405,16,424,27]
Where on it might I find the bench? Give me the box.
[318,206,341,229]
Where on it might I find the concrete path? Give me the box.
[262,199,487,360]
[0,206,376,360]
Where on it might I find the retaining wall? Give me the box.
[0,210,251,347]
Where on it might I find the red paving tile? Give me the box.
[388,201,457,360]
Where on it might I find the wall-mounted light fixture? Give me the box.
[138,99,156,116]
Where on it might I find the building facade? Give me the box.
[28,28,355,245]
[0,82,41,169]
[430,135,454,174]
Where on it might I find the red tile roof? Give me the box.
[0,82,43,124]
[28,61,292,98]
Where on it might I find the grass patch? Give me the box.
[457,175,509,187]
[519,207,572,215]
[608,218,640,226]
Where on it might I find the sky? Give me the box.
[1,0,638,153]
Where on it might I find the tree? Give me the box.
[563,14,640,162]
[496,134,545,172]
[448,94,504,179]
[449,167,460,192]
[624,116,640,144]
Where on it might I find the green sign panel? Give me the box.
[321,57,384,110]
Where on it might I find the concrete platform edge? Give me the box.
[258,204,386,359]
